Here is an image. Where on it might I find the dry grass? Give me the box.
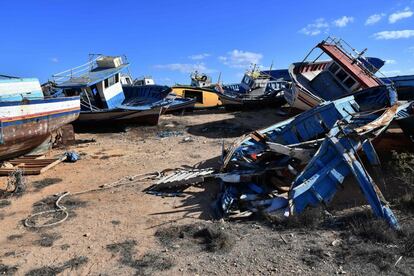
[155,222,235,253]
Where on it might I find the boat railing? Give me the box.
[0,74,21,79]
[52,54,129,85]
[52,55,102,84]
[322,36,383,78]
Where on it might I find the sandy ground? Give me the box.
[0,108,413,275]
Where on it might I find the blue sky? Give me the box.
[1,0,414,85]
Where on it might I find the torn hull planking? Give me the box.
[222,85,396,172]
[219,85,400,228]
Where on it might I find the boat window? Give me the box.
[328,63,340,74]
[335,69,348,82]
[344,77,356,89]
[243,76,251,86]
[104,75,118,88]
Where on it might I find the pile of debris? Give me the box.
[149,85,413,229]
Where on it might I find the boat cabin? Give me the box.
[291,37,384,101]
[240,70,271,91]
[190,71,212,88]
[53,56,129,111]
[120,75,155,86]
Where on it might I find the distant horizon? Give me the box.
[1,0,414,85]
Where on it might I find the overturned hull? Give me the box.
[219,85,401,228]
[0,96,80,160]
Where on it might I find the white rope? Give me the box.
[24,172,160,228]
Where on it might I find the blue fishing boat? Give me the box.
[219,85,401,228]
[120,75,196,114]
[50,55,168,125]
[0,75,80,160]
[218,66,288,109]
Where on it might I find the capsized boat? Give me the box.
[50,55,168,125]
[0,75,80,160]
[171,71,222,109]
[217,66,288,109]
[287,36,385,110]
[121,75,196,114]
[218,85,401,228]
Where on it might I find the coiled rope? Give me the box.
[24,172,160,228]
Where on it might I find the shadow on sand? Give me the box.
[187,108,290,139]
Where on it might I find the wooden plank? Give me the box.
[0,169,41,175]
[39,158,65,174]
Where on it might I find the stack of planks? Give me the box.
[0,155,66,175]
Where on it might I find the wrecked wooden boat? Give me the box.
[217,66,288,110]
[50,55,168,125]
[0,75,80,160]
[121,75,196,114]
[171,71,222,109]
[218,85,401,228]
[287,36,385,110]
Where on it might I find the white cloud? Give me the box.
[300,18,329,36]
[365,13,386,25]
[188,53,211,60]
[219,49,263,68]
[382,70,401,76]
[389,7,413,23]
[373,30,414,39]
[50,57,59,63]
[153,63,215,73]
[385,59,396,64]
[333,16,354,27]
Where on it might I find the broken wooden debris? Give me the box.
[144,168,216,193]
[217,86,407,229]
[0,154,67,175]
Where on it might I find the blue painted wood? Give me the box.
[219,85,400,228]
